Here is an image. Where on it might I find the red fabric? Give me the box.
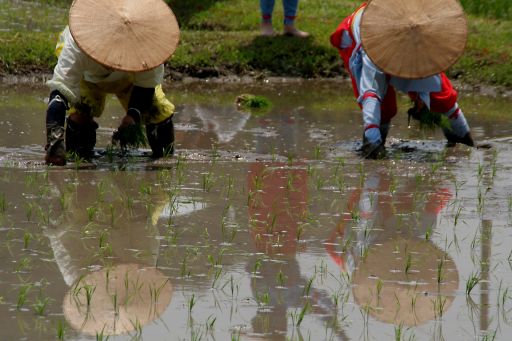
[365,124,379,130]
[330,2,397,123]
[408,73,458,113]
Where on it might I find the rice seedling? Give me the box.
[394,322,404,341]
[296,223,305,242]
[404,253,413,276]
[481,330,497,341]
[290,301,311,328]
[315,174,326,190]
[359,303,373,332]
[276,269,287,287]
[14,257,31,273]
[453,204,463,227]
[432,295,447,319]
[466,272,481,296]
[56,320,66,340]
[221,275,239,299]
[477,162,485,184]
[188,293,196,315]
[32,296,50,316]
[0,193,7,214]
[287,153,295,166]
[252,258,262,276]
[376,279,383,301]
[225,175,235,199]
[314,145,323,160]
[149,279,169,306]
[437,257,445,285]
[490,149,498,179]
[303,275,315,297]
[95,326,109,341]
[81,284,96,308]
[205,314,217,333]
[17,283,33,310]
[23,231,32,249]
[129,318,143,339]
[25,202,33,221]
[231,330,241,341]
[257,291,270,306]
[98,230,109,249]
[211,267,223,288]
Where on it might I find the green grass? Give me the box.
[0,0,511,87]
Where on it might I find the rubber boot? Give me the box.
[444,130,475,147]
[65,113,98,160]
[45,91,68,166]
[45,124,66,166]
[146,117,175,158]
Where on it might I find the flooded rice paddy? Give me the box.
[0,79,512,340]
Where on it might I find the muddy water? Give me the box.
[0,80,511,340]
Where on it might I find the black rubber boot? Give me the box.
[146,117,175,158]
[45,125,66,166]
[65,114,98,160]
[45,91,68,166]
[443,130,475,147]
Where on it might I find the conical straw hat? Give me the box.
[69,0,180,72]
[360,0,468,79]
[63,264,173,336]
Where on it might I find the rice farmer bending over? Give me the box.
[330,0,478,158]
[44,0,180,166]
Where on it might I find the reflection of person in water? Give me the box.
[43,172,172,336]
[326,167,459,326]
[174,103,251,150]
[247,162,345,339]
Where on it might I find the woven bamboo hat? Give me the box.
[63,264,173,336]
[69,0,180,72]
[360,0,468,79]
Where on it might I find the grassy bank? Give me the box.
[1,0,511,87]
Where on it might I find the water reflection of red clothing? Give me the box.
[326,175,452,271]
[248,163,308,255]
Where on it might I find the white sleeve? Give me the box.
[46,27,87,104]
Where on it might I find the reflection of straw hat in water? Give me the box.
[360,0,467,79]
[63,264,173,336]
[352,238,458,326]
[69,0,180,72]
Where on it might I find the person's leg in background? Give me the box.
[283,0,309,38]
[260,0,276,36]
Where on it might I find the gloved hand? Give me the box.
[112,114,146,148]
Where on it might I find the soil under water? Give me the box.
[1,79,512,340]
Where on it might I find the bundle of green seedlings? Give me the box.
[408,104,451,131]
[235,94,272,115]
[112,124,147,149]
